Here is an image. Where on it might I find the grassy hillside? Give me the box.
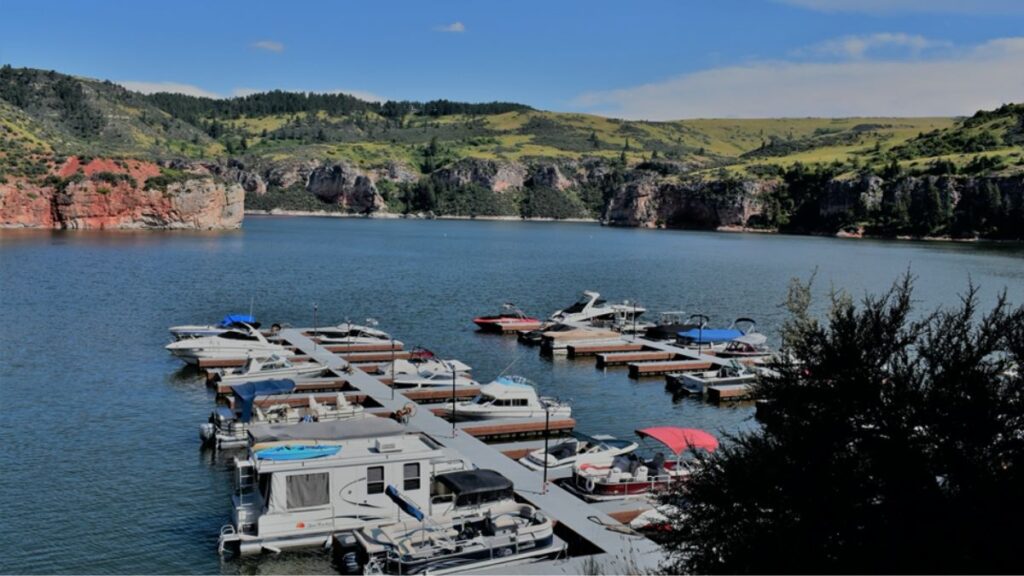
[2,65,1022,185]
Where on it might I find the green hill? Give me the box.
[6,65,1022,177]
[2,65,1022,239]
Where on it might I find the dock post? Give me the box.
[542,408,550,493]
[451,362,457,437]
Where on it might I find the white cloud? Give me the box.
[435,21,466,33]
[572,37,1024,119]
[331,89,386,103]
[118,81,220,98]
[252,40,285,53]
[806,33,950,59]
[778,0,1024,14]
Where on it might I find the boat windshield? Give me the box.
[219,330,257,341]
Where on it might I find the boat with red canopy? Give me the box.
[473,303,543,333]
[566,426,718,501]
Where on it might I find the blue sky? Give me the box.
[1,0,1022,118]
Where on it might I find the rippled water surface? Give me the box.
[2,216,1022,573]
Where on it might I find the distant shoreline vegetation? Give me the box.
[1,66,1021,238]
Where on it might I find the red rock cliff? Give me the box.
[0,157,244,230]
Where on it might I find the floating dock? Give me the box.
[275,328,664,574]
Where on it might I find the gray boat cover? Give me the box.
[436,469,514,506]
[248,416,405,444]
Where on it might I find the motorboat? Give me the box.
[169,313,261,340]
[165,323,292,365]
[517,322,568,345]
[212,354,326,385]
[549,291,646,325]
[716,332,772,359]
[439,376,571,421]
[312,322,399,346]
[643,312,707,341]
[377,353,475,389]
[518,431,638,472]
[676,317,757,352]
[218,418,469,556]
[200,379,364,448]
[473,303,543,333]
[666,360,758,395]
[567,427,718,501]
[338,470,565,575]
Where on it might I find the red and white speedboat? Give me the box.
[566,427,718,501]
[473,304,543,333]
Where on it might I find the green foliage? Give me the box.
[246,184,339,212]
[519,187,587,219]
[659,276,1024,574]
[143,168,200,192]
[91,171,137,188]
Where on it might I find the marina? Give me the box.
[162,282,785,573]
[4,217,1022,574]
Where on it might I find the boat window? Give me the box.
[286,472,329,509]
[258,473,272,506]
[513,398,528,407]
[403,463,421,491]
[367,466,385,494]
[219,331,256,341]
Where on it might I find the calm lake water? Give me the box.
[2,216,1022,574]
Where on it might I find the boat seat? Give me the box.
[492,515,518,531]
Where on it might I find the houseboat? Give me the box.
[217,418,468,556]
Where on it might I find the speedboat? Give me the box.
[518,431,638,471]
[473,303,543,333]
[567,427,718,501]
[439,376,571,420]
[169,313,261,340]
[676,317,757,352]
[338,469,564,575]
[550,291,646,325]
[666,360,758,395]
[517,322,569,345]
[643,312,706,341]
[165,323,292,365]
[716,332,772,359]
[200,379,364,448]
[377,351,475,388]
[218,418,470,557]
[212,354,325,385]
[313,322,397,345]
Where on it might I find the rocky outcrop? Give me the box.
[0,157,243,230]
[305,163,384,213]
[431,158,527,192]
[604,172,774,229]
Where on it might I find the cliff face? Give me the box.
[602,172,774,229]
[0,157,244,230]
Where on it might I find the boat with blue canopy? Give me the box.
[169,313,262,340]
[199,379,364,448]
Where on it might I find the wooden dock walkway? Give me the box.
[566,342,644,358]
[598,350,676,367]
[277,328,663,573]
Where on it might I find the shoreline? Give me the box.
[244,209,599,223]
[244,209,1021,245]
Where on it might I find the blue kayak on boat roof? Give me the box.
[256,445,341,461]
